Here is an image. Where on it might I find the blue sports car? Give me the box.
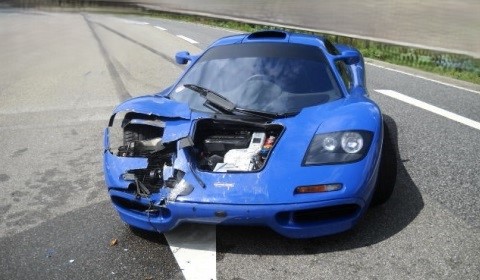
[103,31,397,238]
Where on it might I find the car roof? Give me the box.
[208,31,334,55]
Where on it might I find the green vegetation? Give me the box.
[142,9,480,85]
[333,37,480,84]
[7,0,479,84]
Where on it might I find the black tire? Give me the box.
[123,127,144,145]
[123,124,154,146]
[371,121,398,206]
[122,113,158,145]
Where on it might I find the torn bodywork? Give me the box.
[104,109,284,206]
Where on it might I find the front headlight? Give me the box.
[303,130,373,165]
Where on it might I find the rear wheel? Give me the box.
[371,121,397,206]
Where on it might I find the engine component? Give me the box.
[260,136,276,159]
[203,133,251,153]
[148,168,162,184]
[214,132,266,172]
[207,154,224,170]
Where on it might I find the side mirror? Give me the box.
[336,50,360,65]
[175,51,192,65]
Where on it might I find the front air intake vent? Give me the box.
[247,31,287,40]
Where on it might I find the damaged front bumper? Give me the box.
[104,143,371,239]
[109,187,366,239]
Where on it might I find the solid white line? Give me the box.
[368,63,480,95]
[153,25,167,31]
[164,224,216,280]
[177,35,199,44]
[375,89,480,131]
[122,19,150,25]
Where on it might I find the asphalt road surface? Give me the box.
[0,9,479,280]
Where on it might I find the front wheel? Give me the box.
[371,121,398,206]
[122,114,158,145]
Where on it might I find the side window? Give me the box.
[335,61,353,91]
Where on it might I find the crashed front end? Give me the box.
[103,96,381,239]
[103,96,287,231]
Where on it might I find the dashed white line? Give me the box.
[154,25,167,31]
[375,89,480,131]
[164,224,216,280]
[368,63,480,95]
[177,35,199,44]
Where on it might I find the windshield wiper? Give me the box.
[233,107,278,120]
[184,84,235,114]
[184,84,296,120]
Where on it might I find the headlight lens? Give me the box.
[303,130,373,165]
[322,136,338,151]
[341,132,363,153]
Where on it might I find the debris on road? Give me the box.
[109,238,119,246]
[45,248,55,258]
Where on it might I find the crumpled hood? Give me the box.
[112,95,192,120]
[111,95,195,143]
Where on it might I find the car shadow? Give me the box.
[215,115,424,256]
[120,115,424,256]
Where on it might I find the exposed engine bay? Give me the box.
[193,119,283,172]
[110,113,283,196]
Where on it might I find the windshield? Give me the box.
[169,43,343,114]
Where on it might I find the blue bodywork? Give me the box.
[103,31,383,238]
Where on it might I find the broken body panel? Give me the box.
[104,93,381,238]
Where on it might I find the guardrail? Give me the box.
[137,0,479,59]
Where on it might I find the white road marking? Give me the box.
[122,19,150,25]
[375,89,480,131]
[177,35,199,44]
[154,25,167,31]
[164,224,216,280]
[368,63,480,95]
